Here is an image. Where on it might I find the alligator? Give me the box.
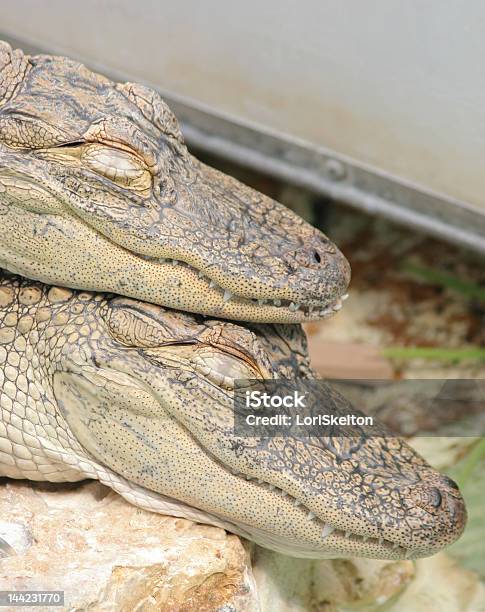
[0,41,350,323]
[0,272,466,559]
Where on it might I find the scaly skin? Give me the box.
[0,272,466,559]
[0,41,350,323]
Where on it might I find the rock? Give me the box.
[385,553,485,612]
[251,551,415,611]
[312,557,415,609]
[0,478,258,611]
[1,477,483,611]
[252,548,315,611]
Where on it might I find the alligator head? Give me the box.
[1,282,459,560]
[0,41,350,323]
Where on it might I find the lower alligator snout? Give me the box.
[407,473,467,552]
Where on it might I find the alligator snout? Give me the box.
[285,236,336,269]
[411,474,464,512]
[283,234,351,300]
[442,484,467,524]
[407,473,467,552]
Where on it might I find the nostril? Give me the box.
[411,483,445,511]
[429,487,442,508]
[313,251,322,264]
[441,475,459,490]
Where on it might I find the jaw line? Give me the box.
[152,401,416,561]
[210,468,418,560]
[152,456,419,560]
[136,251,348,321]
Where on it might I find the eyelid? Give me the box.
[193,349,264,388]
[212,344,268,379]
[81,144,150,187]
[83,118,160,173]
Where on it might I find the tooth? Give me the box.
[258,299,266,306]
[333,302,342,311]
[321,524,335,538]
[404,549,413,559]
[362,536,369,542]
[273,299,281,307]
[342,293,349,301]
[172,259,179,265]
[209,280,217,289]
[345,531,351,539]
[280,491,287,498]
[308,512,315,520]
[198,270,205,278]
[289,302,297,311]
[223,289,233,303]
[378,537,383,545]
[158,257,167,264]
[392,542,399,549]
[294,500,300,507]
[268,484,275,491]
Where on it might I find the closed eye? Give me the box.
[81,144,152,191]
[58,140,85,148]
[192,349,264,390]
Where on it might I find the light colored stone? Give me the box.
[0,479,258,611]
[252,552,415,612]
[252,548,314,611]
[1,477,483,611]
[312,557,415,609]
